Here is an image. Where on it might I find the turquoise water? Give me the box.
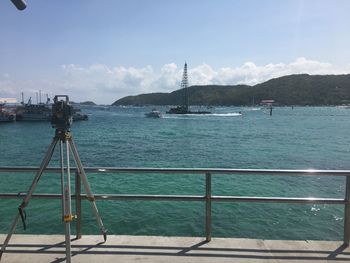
[0,106,349,240]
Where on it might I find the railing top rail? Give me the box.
[0,166,350,176]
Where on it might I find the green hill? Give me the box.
[112,74,350,106]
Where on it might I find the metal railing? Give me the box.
[0,166,349,244]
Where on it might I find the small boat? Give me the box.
[0,104,15,122]
[0,112,15,122]
[73,112,88,121]
[73,108,88,121]
[337,105,350,109]
[145,109,162,118]
[0,114,15,122]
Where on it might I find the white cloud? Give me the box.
[1,57,350,104]
[0,79,17,96]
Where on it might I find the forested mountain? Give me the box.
[112,74,350,106]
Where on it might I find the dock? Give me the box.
[1,234,349,262]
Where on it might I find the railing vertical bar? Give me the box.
[75,171,82,239]
[205,172,212,242]
[344,176,350,245]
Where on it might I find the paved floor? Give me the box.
[1,235,350,262]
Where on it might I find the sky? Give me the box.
[1,0,350,104]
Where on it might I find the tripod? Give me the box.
[0,129,107,263]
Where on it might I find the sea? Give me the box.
[0,106,349,241]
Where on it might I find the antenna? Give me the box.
[181,62,189,109]
[21,92,24,105]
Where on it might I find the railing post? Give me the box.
[75,170,82,239]
[205,172,212,242]
[344,175,350,246]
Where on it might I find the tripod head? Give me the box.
[51,95,73,133]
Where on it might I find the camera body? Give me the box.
[51,95,73,131]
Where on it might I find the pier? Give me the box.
[1,166,350,262]
[1,234,350,262]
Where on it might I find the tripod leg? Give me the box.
[61,140,72,263]
[60,140,66,221]
[0,137,59,261]
[67,137,107,241]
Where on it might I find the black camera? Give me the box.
[51,95,73,131]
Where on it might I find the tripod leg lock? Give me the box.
[63,214,77,222]
[87,196,95,202]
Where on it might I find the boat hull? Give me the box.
[166,106,210,114]
[16,113,51,121]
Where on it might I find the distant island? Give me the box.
[80,101,96,106]
[112,74,350,106]
[71,101,96,106]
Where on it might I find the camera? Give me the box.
[51,95,73,131]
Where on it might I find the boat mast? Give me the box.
[181,62,189,110]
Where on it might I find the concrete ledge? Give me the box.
[1,234,350,262]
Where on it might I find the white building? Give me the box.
[0,98,17,104]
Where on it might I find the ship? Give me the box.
[16,97,51,121]
[166,62,211,115]
[16,95,88,121]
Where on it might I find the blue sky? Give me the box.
[1,0,350,103]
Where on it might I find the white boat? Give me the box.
[337,105,350,109]
[145,109,162,118]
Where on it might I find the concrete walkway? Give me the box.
[1,235,350,262]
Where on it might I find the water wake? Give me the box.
[163,112,242,118]
[210,113,242,116]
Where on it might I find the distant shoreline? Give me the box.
[110,102,350,108]
[112,73,350,107]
